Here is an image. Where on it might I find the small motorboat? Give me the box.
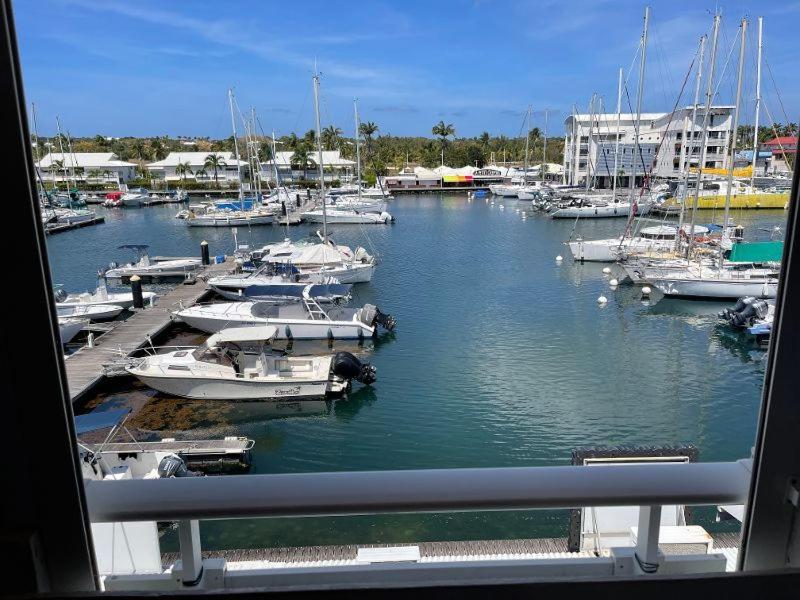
[125,325,377,400]
[56,303,125,321]
[174,289,395,340]
[54,282,157,310]
[59,317,87,344]
[302,208,393,224]
[120,188,151,207]
[254,239,377,284]
[208,266,351,302]
[103,245,201,280]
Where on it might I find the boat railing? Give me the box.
[85,459,751,589]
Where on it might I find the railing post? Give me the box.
[176,520,202,586]
[635,505,661,573]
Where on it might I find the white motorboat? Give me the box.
[120,188,151,207]
[489,184,522,197]
[360,185,393,199]
[302,208,393,224]
[174,289,395,339]
[57,303,125,321]
[59,317,87,344]
[185,210,274,227]
[126,325,377,400]
[208,268,351,302]
[567,225,710,262]
[326,195,387,213]
[54,208,96,225]
[551,197,650,219]
[103,245,201,279]
[54,282,157,309]
[516,182,551,200]
[255,239,376,284]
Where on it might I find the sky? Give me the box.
[14,0,800,139]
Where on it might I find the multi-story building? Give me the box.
[563,106,734,188]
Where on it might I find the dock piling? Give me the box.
[201,241,210,266]
[130,275,143,309]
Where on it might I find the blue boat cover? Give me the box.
[74,408,130,435]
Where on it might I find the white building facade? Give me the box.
[264,151,355,183]
[36,152,137,184]
[147,152,247,182]
[563,106,734,188]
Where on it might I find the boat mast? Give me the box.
[687,13,721,260]
[627,6,649,208]
[55,116,72,207]
[675,34,707,248]
[523,104,531,184]
[585,95,594,192]
[312,72,328,242]
[541,109,548,182]
[354,98,363,200]
[722,18,748,239]
[228,89,244,208]
[271,131,280,188]
[612,68,623,200]
[750,16,763,188]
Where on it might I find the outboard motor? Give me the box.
[726,298,770,328]
[332,352,377,385]
[719,296,756,323]
[358,303,396,332]
[53,288,67,303]
[157,454,202,478]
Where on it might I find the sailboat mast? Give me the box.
[354,98,363,200]
[612,68,623,199]
[312,73,327,241]
[675,34,707,246]
[524,104,531,183]
[722,18,748,237]
[687,13,721,259]
[228,89,244,207]
[750,16,763,188]
[271,131,280,187]
[628,6,649,207]
[541,109,548,182]
[55,116,71,205]
[585,95,594,192]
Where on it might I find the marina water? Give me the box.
[46,195,785,549]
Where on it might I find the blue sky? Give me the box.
[14,0,800,139]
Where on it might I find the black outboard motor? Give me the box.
[359,303,397,332]
[722,297,770,329]
[332,352,377,385]
[719,296,756,323]
[157,454,202,478]
[53,288,67,303]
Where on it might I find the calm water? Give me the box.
[47,196,786,550]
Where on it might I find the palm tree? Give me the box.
[204,153,227,183]
[87,168,103,181]
[359,121,379,158]
[174,160,193,181]
[131,140,146,162]
[322,125,342,151]
[432,121,455,163]
[290,145,315,180]
[93,135,108,150]
[150,138,167,161]
[195,168,208,180]
[479,131,491,147]
[284,132,300,150]
[49,159,64,183]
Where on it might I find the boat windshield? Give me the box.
[192,345,234,367]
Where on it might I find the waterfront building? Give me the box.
[563,105,735,188]
[147,151,248,183]
[763,136,797,174]
[36,152,137,184]
[264,150,355,183]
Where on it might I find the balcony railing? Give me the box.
[85,460,751,590]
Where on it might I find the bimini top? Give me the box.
[118,244,150,250]
[74,408,130,435]
[206,325,278,347]
[728,241,784,263]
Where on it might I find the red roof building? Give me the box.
[764,137,798,154]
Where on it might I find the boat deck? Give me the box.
[87,436,253,470]
[65,260,233,403]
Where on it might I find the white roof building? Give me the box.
[147,152,247,182]
[36,152,137,183]
[264,150,356,182]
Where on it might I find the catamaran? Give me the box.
[173,289,395,339]
[125,325,377,400]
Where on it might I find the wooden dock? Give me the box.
[65,260,233,403]
[45,215,105,235]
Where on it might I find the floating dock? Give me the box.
[65,260,233,403]
[45,215,105,235]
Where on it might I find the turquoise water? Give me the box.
[46,196,785,549]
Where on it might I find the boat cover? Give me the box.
[728,241,784,263]
[74,408,130,435]
[243,283,351,300]
[206,325,278,346]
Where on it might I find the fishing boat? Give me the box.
[59,317,87,344]
[208,267,351,302]
[567,224,710,262]
[56,303,125,321]
[174,289,395,339]
[54,282,157,309]
[125,325,377,400]
[103,245,201,279]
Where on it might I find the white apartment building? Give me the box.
[563,106,734,188]
[36,152,137,183]
[263,150,356,183]
[147,152,248,182]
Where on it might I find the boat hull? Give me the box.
[650,277,778,299]
[130,373,343,400]
[177,314,371,339]
[187,215,274,226]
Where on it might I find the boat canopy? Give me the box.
[206,325,278,346]
[282,244,349,264]
[74,408,130,435]
[728,241,784,263]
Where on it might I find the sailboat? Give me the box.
[302,98,393,224]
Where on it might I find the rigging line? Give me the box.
[763,52,794,128]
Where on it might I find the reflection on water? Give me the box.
[52,196,784,549]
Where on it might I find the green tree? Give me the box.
[359,121,379,158]
[204,153,227,183]
[290,145,316,180]
[150,138,168,161]
[174,161,193,181]
[322,125,342,151]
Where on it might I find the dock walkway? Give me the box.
[65,261,233,403]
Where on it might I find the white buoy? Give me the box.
[641,286,652,297]
[597,295,608,304]
[556,255,563,262]
[499,205,504,210]
[602,267,611,274]
[609,278,619,287]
